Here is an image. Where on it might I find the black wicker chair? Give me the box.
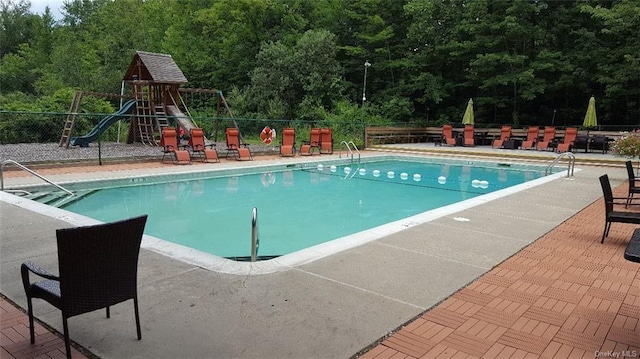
[625,161,640,207]
[573,135,590,153]
[590,135,610,154]
[599,175,640,243]
[21,215,148,359]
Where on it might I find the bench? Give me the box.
[364,127,442,148]
[625,228,640,263]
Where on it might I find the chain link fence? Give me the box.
[1,109,636,166]
[0,110,368,165]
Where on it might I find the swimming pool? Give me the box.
[10,155,566,273]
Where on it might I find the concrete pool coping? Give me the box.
[0,149,629,358]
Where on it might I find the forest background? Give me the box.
[0,0,639,145]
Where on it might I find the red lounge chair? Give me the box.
[188,128,219,163]
[521,126,539,150]
[463,125,475,147]
[492,125,512,148]
[160,127,191,165]
[279,128,296,157]
[225,128,252,161]
[442,125,456,146]
[536,126,556,151]
[320,128,333,154]
[556,127,578,153]
[300,128,320,156]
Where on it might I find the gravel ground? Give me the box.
[0,142,278,165]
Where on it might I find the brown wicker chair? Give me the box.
[21,215,148,359]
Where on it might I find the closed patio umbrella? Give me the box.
[462,98,474,125]
[583,96,598,128]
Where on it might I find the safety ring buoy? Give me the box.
[260,126,274,144]
[261,172,276,187]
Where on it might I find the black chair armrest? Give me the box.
[21,261,59,281]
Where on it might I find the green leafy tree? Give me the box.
[1,0,34,57]
[164,0,309,91]
[247,29,344,121]
[580,0,640,125]
[0,1,56,94]
[404,0,462,122]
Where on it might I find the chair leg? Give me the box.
[26,296,35,344]
[106,305,110,318]
[134,296,142,340]
[601,222,611,243]
[62,316,71,359]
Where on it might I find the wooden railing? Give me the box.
[364,126,625,149]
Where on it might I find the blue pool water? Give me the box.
[59,159,546,259]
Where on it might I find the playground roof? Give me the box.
[123,51,188,84]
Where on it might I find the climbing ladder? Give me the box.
[133,83,157,145]
[154,104,169,132]
[59,91,84,148]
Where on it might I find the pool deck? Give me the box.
[1,144,639,358]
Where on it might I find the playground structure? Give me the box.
[60,51,236,148]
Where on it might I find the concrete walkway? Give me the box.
[0,145,636,358]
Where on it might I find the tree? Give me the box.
[164,0,309,91]
[0,0,56,94]
[2,0,639,132]
[246,29,344,121]
[580,0,640,125]
[404,0,463,122]
[1,0,34,57]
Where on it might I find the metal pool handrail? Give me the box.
[1,160,73,195]
[251,207,259,262]
[545,152,575,177]
[339,141,361,163]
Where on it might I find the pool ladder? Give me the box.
[545,152,575,177]
[0,160,73,195]
[339,141,360,163]
[251,207,259,262]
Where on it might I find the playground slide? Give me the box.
[70,100,137,147]
[165,105,198,133]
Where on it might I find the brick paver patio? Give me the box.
[359,184,640,359]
